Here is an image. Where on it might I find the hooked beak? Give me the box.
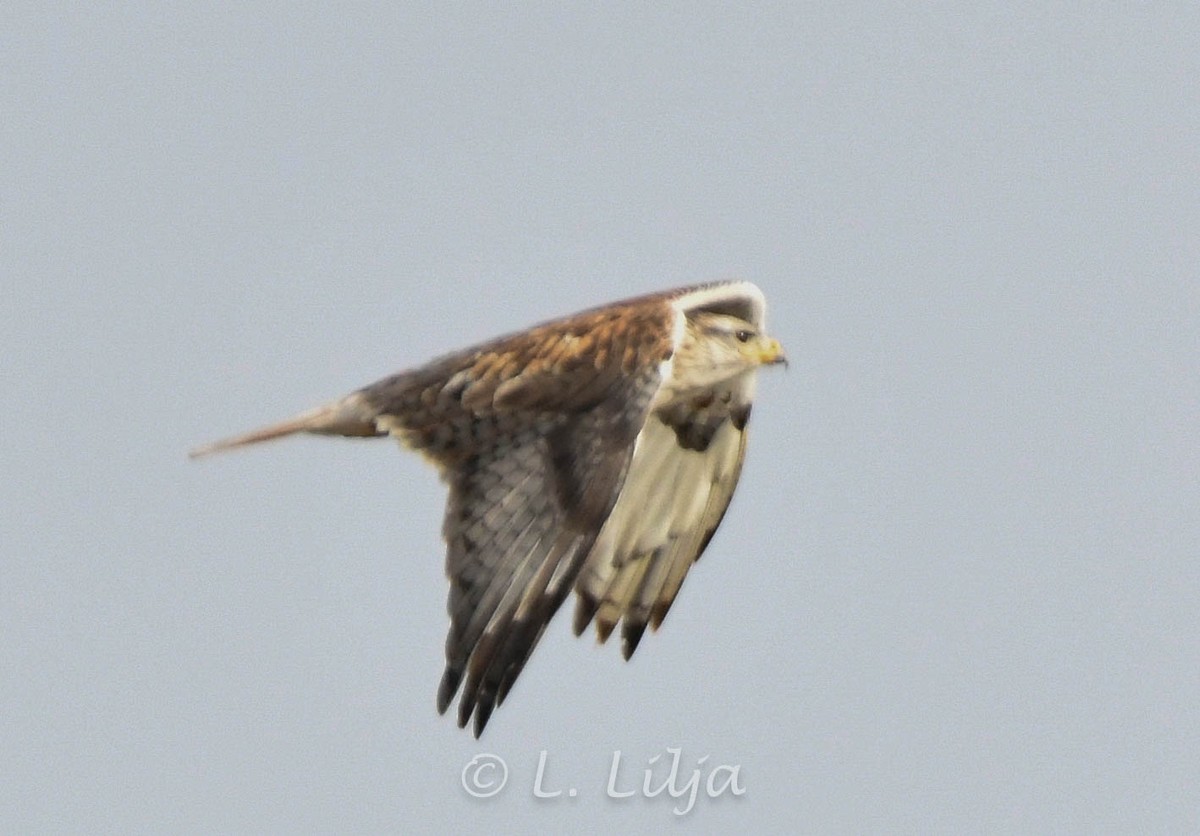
[757,337,788,369]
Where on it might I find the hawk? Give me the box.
[191,281,786,736]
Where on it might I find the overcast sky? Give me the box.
[3,4,1198,832]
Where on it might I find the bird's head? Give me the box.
[672,311,787,391]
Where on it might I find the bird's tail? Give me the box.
[188,392,383,459]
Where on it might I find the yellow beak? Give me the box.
[757,337,788,368]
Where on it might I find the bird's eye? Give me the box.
[734,329,753,343]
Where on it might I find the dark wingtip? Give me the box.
[496,656,529,707]
[573,592,599,636]
[649,600,672,631]
[621,619,648,660]
[495,673,514,707]
[437,667,462,715]
[473,694,495,738]
[596,616,616,644]
[457,675,479,730]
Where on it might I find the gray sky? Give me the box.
[3,4,1198,832]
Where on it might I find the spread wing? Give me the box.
[572,380,755,659]
[359,301,676,736]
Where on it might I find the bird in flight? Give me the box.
[191,281,786,736]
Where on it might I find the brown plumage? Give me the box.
[191,281,785,736]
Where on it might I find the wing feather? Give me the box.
[357,302,675,736]
[643,422,748,631]
[573,381,754,657]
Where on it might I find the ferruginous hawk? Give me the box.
[191,281,786,736]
